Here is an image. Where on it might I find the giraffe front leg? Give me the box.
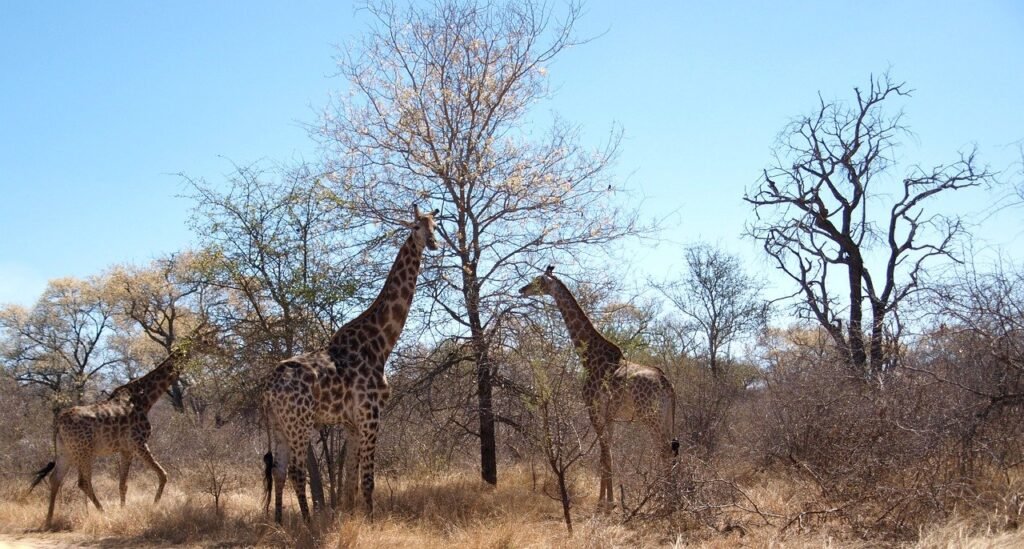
[599,423,615,505]
[357,422,380,519]
[117,452,132,506]
[134,443,167,503]
[590,409,614,507]
[342,431,359,512]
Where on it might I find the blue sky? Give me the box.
[2,1,1022,306]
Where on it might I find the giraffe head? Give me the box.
[408,204,440,251]
[519,265,557,297]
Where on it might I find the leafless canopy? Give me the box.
[745,72,994,378]
[654,243,769,377]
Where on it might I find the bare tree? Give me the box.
[925,259,1024,450]
[654,243,768,378]
[745,73,994,378]
[318,0,646,485]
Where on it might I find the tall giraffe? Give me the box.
[30,335,206,529]
[262,205,438,523]
[520,266,679,505]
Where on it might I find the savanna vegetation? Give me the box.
[3,1,1023,547]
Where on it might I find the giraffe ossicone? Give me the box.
[262,204,439,523]
[520,265,679,506]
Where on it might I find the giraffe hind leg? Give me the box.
[76,460,104,512]
[271,441,290,523]
[288,453,311,522]
[117,452,132,506]
[44,456,69,529]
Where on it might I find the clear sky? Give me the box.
[2,1,1022,306]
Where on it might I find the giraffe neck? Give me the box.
[547,276,623,374]
[330,231,424,358]
[109,350,184,412]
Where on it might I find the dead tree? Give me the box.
[745,72,993,378]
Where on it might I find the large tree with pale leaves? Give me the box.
[317,0,647,484]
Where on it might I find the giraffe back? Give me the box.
[56,398,151,459]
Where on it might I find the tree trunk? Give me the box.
[869,302,887,377]
[463,260,497,486]
[474,335,498,485]
[167,379,186,413]
[306,443,326,510]
[557,467,573,535]
[846,261,867,371]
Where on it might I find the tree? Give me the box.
[186,162,370,360]
[520,325,595,536]
[925,259,1024,448]
[745,73,994,378]
[106,252,214,413]
[654,243,768,378]
[186,162,370,510]
[0,277,119,406]
[318,0,645,485]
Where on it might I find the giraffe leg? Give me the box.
[589,408,614,507]
[45,455,69,529]
[342,427,359,511]
[76,460,104,511]
[134,443,167,503]
[357,422,380,519]
[117,452,132,506]
[271,439,290,524]
[600,422,615,505]
[288,452,311,522]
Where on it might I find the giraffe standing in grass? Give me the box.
[262,205,439,523]
[30,335,206,529]
[520,266,679,506]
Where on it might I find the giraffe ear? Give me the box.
[412,204,421,219]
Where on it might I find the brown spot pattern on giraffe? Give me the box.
[519,268,679,505]
[262,206,438,523]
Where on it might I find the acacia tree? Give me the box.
[186,162,371,509]
[186,162,370,360]
[0,277,119,406]
[106,252,214,413]
[654,243,768,378]
[318,0,644,484]
[745,73,994,378]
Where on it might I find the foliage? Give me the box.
[0,276,119,406]
[317,0,649,485]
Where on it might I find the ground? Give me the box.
[2,467,1022,548]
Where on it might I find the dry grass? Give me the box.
[1,465,1021,548]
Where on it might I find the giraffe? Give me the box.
[262,205,439,523]
[30,335,206,529]
[520,265,679,506]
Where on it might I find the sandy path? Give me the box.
[0,534,90,548]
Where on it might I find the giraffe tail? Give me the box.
[262,452,274,511]
[30,462,55,491]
